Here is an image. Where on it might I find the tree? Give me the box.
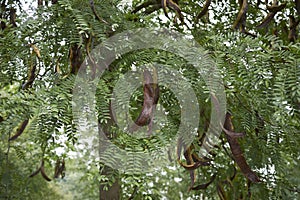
[0,0,299,199]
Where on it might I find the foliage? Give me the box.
[0,0,299,199]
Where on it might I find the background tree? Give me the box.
[0,0,299,199]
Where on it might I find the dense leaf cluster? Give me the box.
[0,0,299,199]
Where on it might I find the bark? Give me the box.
[99,166,120,200]
[99,92,121,199]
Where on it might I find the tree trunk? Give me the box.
[98,100,121,199]
[99,166,120,200]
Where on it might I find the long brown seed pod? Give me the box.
[224,113,260,183]
[29,167,41,178]
[128,69,159,133]
[40,160,51,181]
[177,140,210,170]
[90,0,109,24]
[183,146,196,190]
[191,174,216,190]
[9,119,29,141]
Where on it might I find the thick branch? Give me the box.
[195,0,211,23]
[257,1,286,28]
[233,0,248,30]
